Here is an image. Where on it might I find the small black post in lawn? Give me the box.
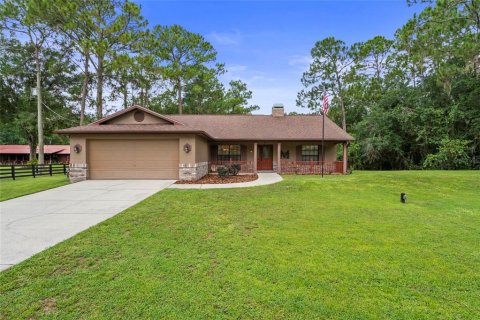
[401,193,407,203]
[11,165,15,180]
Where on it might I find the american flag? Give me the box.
[322,88,329,115]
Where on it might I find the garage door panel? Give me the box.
[92,161,137,169]
[88,139,179,179]
[135,160,178,167]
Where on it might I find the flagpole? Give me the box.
[321,106,325,178]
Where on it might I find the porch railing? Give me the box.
[280,160,343,174]
[209,161,255,174]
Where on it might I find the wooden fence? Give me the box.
[0,164,68,180]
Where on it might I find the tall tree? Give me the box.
[0,0,57,163]
[41,0,147,120]
[87,0,146,119]
[151,24,223,114]
[297,37,357,130]
[0,37,80,159]
[222,80,260,114]
[180,77,259,114]
[400,0,480,94]
[31,0,94,125]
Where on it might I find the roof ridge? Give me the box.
[168,114,323,117]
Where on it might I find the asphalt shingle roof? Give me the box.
[57,106,354,141]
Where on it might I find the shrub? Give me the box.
[228,164,241,176]
[26,159,38,165]
[423,139,470,169]
[217,166,229,179]
[217,164,241,179]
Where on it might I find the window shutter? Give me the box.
[296,145,302,161]
[318,144,322,161]
[240,145,247,161]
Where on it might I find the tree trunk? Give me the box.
[96,56,104,120]
[80,48,89,126]
[123,81,128,109]
[35,45,44,165]
[145,87,149,108]
[177,78,183,114]
[339,95,346,131]
[29,140,36,162]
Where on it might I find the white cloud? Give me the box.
[208,31,242,45]
[288,54,312,68]
[227,64,248,73]
[221,65,277,87]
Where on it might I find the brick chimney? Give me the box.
[272,103,284,117]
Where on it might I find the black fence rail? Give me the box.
[0,164,68,180]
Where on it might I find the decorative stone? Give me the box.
[69,163,88,183]
[178,162,208,181]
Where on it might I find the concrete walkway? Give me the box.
[169,172,283,189]
[0,180,175,271]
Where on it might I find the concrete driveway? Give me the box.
[0,180,175,271]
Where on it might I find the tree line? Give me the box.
[0,0,259,163]
[1,0,479,170]
[297,0,480,170]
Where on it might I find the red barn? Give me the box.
[0,145,70,164]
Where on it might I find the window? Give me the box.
[217,145,241,161]
[301,145,319,161]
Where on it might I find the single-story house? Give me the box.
[0,145,70,164]
[57,104,353,182]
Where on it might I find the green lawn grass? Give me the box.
[0,175,70,201]
[1,171,479,319]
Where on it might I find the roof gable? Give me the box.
[93,105,183,126]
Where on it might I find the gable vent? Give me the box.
[134,111,145,122]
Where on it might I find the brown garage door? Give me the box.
[88,139,179,179]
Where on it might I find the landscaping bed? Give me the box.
[175,174,258,184]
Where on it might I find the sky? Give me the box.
[137,0,425,114]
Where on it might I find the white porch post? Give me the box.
[343,142,348,174]
[277,142,281,173]
[253,142,258,173]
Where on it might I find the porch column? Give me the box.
[342,142,348,174]
[277,142,281,173]
[253,142,258,173]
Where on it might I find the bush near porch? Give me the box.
[0,171,479,319]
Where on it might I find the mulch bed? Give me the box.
[175,174,258,184]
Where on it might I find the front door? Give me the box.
[257,145,273,170]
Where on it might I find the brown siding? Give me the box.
[195,136,209,163]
